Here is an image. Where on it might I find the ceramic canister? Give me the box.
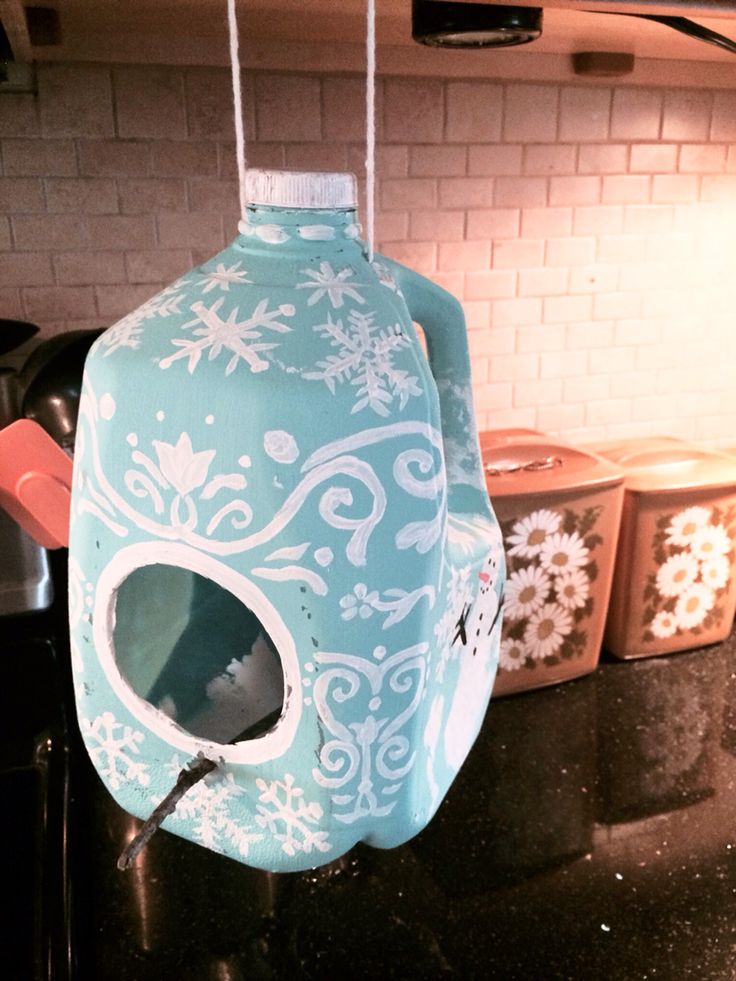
[481,429,624,697]
[68,169,505,872]
[592,438,736,659]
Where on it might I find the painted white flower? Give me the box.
[152,432,215,496]
[506,509,561,559]
[555,568,590,611]
[499,637,528,672]
[674,583,715,630]
[539,531,589,577]
[655,551,699,598]
[701,555,730,591]
[264,430,299,464]
[339,583,379,620]
[665,506,711,547]
[651,610,678,639]
[523,603,573,660]
[198,261,250,294]
[690,523,732,562]
[504,566,551,620]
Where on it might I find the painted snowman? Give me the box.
[444,548,504,770]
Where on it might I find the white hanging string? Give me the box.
[227,0,248,222]
[366,0,376,261]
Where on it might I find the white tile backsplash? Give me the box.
[3,64,736,445]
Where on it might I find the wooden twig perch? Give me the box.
[117,706,282,870]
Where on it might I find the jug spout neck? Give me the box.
[236,168,364,250]
[237,204,363,250]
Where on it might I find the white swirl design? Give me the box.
[312,644,427,824]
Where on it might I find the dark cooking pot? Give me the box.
[19,329,105,455]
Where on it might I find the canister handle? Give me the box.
[485,455,564,477]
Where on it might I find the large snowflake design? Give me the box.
[81,711,151,790]
[255,773,331,857]
[297,261,367,309]
[161,756,263,858]
[159,296,295,375]
[100,278,190,357]
[197,261,250,294]
[304,309,422,416]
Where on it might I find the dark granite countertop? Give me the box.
[63,632,736,980]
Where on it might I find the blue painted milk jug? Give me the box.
[69,169,505,872]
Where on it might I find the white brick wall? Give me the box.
[2,63,736,446]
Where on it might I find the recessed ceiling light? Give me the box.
[412,1,543,49]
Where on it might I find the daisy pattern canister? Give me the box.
[480,431,624,697]
[591,439,736,659]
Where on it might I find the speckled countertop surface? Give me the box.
[65,633,736,981]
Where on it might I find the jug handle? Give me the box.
[383,259,491,518]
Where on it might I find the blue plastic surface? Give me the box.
[69,180,505,872]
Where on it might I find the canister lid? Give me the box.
[583,435,684,461]
[479,428,543,450]
[589,437,736,494]
[481,429,624,497]
[245,169,358,210]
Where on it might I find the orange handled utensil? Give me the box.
[0,419,73,549]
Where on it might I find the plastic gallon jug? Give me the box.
[69,169,505,872]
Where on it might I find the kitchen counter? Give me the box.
[65,631,736,981]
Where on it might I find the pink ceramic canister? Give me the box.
[481,430,624,696]
[591,438,736,659]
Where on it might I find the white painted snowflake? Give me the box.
[100,278,190,357]
[434,564,474,682]
[371,259,403,296]
[198,261,250,294]
[161,755,263,857]
[81,711,150,790]
[255,773,331,857]
[297,261,366,309]
[159,297,294,375]
[304,309,422,416]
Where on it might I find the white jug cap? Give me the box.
[245,169,358,210]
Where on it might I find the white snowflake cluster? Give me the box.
[649,506,732,639]
[297,260,367,309]
[160,756,263,858]
[159,296,294,375]
[500,509,592,672]
[81,711,151,790]
[304,309,422,417]
[100,278,190,357]
[255,773,331,857]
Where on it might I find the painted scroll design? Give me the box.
[311,643,428,824]
[74,381,447,593]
